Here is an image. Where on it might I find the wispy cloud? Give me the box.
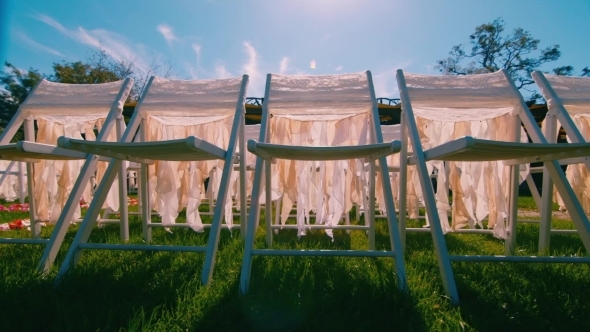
[423,64,435,74]
[373,60,413,98]
[157,24,178,44]
[14,30,63,57]
[335,65,343,71]
[321,34,331,42]
[215,64,233,79]
[242,41,263,95]
[192,44,202,66]
[33,12,150,74]
[279,57,289,74]
[310,59,317,69]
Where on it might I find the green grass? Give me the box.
[0,201,589,331]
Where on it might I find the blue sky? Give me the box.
[1,0,589,98]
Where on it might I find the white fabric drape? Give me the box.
[265,72,373,237]
[403,71,530,239]
[137,76,245,232]
[539,74,590,213]
[33,115,121,223]
[143,115,235,232]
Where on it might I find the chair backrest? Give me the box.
[0,79,133,145]
[261,72,379,147]
[402,71,522,122]
[534,73,590,115]
[20,79,132,117]
[266,72,373,120]
[137,76,246,118]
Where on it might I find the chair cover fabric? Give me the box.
[403,71,530,238]
[137,77,245,232]
[18,79,128,222]
[538,74,590,213]
[265,73,374,237]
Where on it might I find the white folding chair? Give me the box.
[54,75,249,286]
[396,69,590,304]
[240,71,407,294]
[0,78,133,272]
[533,72,590,251]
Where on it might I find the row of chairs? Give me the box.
[1,70,590,305]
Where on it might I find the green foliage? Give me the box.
[436,18,589,102]
[0,63,43,141]
[51,51,133,85]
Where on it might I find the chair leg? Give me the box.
[118,161,129,242]
[368,162,376,250]
[240,161,265,295]
[505,164,520,255]
[140,163,152,243]
[539,168,553,253]
[26,162,40,239]
[265,160,273,247]
[273,197,280,235]
[55,160,123,282]
[39,155,103,274]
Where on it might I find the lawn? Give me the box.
[0,198,589,331]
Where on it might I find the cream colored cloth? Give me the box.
[34,115,120,223]
[402,71,530,239]
[538,74,590,214]
[144,115,235,232]
[268,113,369,237]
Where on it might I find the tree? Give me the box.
[51,50,133,85]
[436,18,589,101]
[0,63,43,139]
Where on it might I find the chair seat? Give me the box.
[248,140,402,161]
[59,136,227,162]
[0,141,89,162]
[420,136,590,164]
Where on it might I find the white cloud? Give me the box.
[423,64,435,74]
[192,44,202,66]
[321,34,331,42]
[335,65,343,71]
[242,41,263,96]
[14,31,63,57]
[215,64,233,79]
[310,59,316,69]
[279,57,289,74]
[157,24,178,43]
[33,13,150,74]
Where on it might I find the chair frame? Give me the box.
[239,71,408,295]
[396,68,590,305]
[0,78,133,273]
[532,71,590,252]
[53,75,249,286]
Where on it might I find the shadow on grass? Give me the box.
[229,255,425,331]
[455,260,590,331]
[400,222,590,331]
